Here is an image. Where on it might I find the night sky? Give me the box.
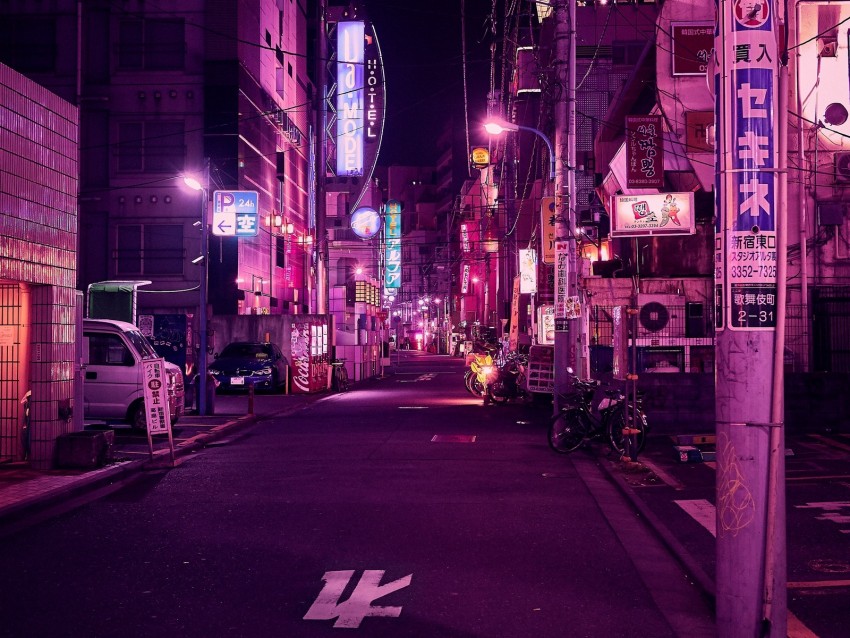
[362,1,492,170]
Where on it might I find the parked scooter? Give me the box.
[465,351,494,397]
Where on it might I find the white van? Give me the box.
[82,318,185,429]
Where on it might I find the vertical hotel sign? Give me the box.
[337,21,365,175]
[384,199,402,289]
[715,0,779,331]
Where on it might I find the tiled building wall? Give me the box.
[0,63,79,469]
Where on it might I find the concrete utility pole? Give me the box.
[714,1,786,635]
[553,0,580,408]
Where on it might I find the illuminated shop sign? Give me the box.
[460,224,471,252]
[350,206,382,239]
[612,192,695,237]
[337,21,365,175]
[461,263,471,294]
[519,249,537,294]
[384,200,402,289]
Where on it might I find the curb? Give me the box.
[0,395,320,535]
[0,459,147,538]
[596,455,717,603]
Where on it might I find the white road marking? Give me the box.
[304,570,412,628]
[795,501,850,532]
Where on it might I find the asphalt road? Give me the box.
[0,352,714,637]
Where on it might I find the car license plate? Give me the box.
[230,376,245,385]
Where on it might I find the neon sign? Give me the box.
[460,224,471,253]
[384,200,402,289]
[337,22,364,175]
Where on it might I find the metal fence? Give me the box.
[588,303,820,374]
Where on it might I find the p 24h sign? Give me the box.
[212,191,259,237]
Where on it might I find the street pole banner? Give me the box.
[508,276,521,352]
[715,0,779,332]
[554,240,569,320]
[539,197,557,264]
[519,248,537,293]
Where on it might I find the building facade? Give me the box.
[0,0,316,372]
[0,64,79,468]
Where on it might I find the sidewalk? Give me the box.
[597,430,850,638]
[0,390,325,535]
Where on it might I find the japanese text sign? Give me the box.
[626,115,664,189]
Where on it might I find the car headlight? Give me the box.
[256,366,273,376]
[208,368,221,376]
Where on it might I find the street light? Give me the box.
[183,160,210,416]
[484,118,555,180]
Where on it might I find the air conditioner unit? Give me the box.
[835,153,850,183]
[636,294,686,338]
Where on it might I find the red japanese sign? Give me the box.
[671,23,714,76]
[626,115,664,189]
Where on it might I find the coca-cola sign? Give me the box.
[290,320,311,393]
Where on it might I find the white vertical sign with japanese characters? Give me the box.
[554,241,569,322]
[715,0,779,331]
[143,359,172,434]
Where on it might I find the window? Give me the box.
[144,225,184,274]
[116,224,184,275]
[118,18,185,70]
[118,121,185,173]
[85,333,133,366]
[0,17,56,72]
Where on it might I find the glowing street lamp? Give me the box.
[484,118,555,180]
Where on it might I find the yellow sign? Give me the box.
[540,197,559,264]
[470,147,490,169]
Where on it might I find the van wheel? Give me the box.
[130,401,147,431]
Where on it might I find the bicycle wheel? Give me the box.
[548,409,589,454]
[464,370,478,395]
[465,371,486,397]
[487,378,510,404]
[607,406,648,455]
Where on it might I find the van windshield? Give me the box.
[126,330,158,359]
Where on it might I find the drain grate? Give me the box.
[431,434,477,443]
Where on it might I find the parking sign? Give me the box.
[212,191,259,237]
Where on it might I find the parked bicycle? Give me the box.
[548,375,648,456]
[330,359,350,392]
[486,351,530,404]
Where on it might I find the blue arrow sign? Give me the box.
[212,190,259,237]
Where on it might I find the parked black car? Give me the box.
[208,342,288,392]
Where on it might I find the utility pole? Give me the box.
[714,1,786,635]
[553,0,580,408]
